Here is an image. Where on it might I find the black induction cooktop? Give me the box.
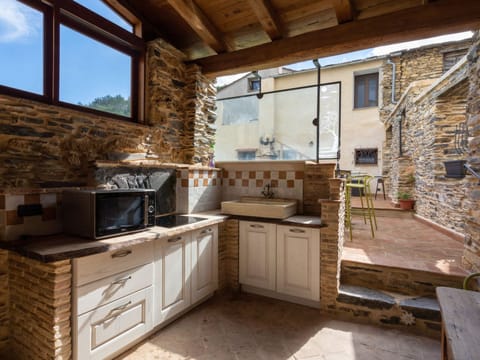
[155,215,208,228]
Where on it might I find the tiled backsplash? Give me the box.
[221,169,304,213]
[0,192,62,241]
[176,169,222,213]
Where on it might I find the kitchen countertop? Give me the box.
[0,211,324,263]
[0,213,227,263]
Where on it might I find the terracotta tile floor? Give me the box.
[117,293,440,360]
[343,214,467,277]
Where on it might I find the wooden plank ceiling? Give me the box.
[125,0,480,77]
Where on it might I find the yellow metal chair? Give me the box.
[345,175,377,240]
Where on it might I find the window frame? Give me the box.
[247,78,261,92]
[354,72,379,109]
[354,148,378,165]
[0,0,144,122]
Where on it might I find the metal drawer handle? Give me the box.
[200,228,212,234]
[168,236,183,243]
[250,224,264,229]
[103,301,132,322]
[289,228,306,233]
[111,249,132,258]
[111,276,132,285]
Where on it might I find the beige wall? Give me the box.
[216,59,386,178]
[274,59,385,176]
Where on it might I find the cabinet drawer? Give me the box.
[75,263,153,316]
[74,241,154,286]
[75,287,153,360]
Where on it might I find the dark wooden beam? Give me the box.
[194,0,480,77]
[166,0,227,53]
[332,0,355,24]
[247,0,283,40]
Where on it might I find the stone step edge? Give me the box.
[341,259,466,282]
[350,207,414,218]
[337,284,441,323]
[340,259,464,296]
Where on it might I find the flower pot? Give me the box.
[444,160,466,178]
[398,199,415,210]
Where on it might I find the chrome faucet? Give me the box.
[261,183,274,198]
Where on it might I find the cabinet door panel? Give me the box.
[75,287,153,360]
[277,226,320,301]
[154,233,191,326]
[76,263,153,315]
[191,226,218,303]
[239,221,276,290]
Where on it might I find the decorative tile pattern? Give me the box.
[221,169,304,211]
[0,192,62,242]
[176,169,222,213]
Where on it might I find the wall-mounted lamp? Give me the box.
[252,70,263,99]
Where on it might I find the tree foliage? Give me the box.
[80,94,130,116]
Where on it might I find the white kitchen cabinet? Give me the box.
[76,287,153,360]
[154,232,192,326]
[72,242,154,360]
[276,225,320,301]
[239,221,277,291]
[191,225,218,304]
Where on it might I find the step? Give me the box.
[341,260,464,297]
[337,284,442,333]
[351,207,414,218]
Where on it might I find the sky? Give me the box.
[0,1,474,100]
[0,0,132,104]
[216,31,474,87]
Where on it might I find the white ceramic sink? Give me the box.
[221,197,297,219]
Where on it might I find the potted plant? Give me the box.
[398,192,415,210]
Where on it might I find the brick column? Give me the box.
[218,219,240,291]
[319,179,345,311]
[9,254,71,359]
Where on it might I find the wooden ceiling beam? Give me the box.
[247,0,283,40]
[332,0,355,24]
[194,0,480,77]
[166,0,227,53]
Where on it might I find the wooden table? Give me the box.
[436,287,480,360]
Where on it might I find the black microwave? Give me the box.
[62,189,156,239]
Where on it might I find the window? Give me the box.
[355,148,378,165]
[0,0,143,121]
[248,78,261,92]
[443,49,467,73]
[354,73,378,108]
[237,150,256,160]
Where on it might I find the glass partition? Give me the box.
[215,82,340,161]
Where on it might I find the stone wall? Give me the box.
[381,40,472,121]
[385,58,470,234]
[7,254,71,359]
[464,33,480,271]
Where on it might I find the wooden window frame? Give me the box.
[0,0,144,122]
[354,73,379,109]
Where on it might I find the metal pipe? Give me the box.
[313,59,321,163]
[387,58,397,104]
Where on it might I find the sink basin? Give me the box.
[221,197,297,219]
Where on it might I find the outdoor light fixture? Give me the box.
[252,70,263,99]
